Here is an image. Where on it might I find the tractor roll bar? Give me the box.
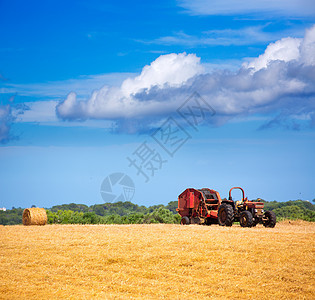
[228,187,245,201]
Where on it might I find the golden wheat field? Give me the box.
[0,221,314,299]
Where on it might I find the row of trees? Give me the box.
[46,207,180,225]
[264,200,315,221]
[0,199,314,225]
[0,207,24,225]
[49,201,178,215]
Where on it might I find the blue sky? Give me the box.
[0,0,314,209]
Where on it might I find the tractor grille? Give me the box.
[256,209,264,216]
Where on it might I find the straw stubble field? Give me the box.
[0,221,314,299]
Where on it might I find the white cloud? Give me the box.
[245,25,315,71]
[56,25,315,131]
[300,25,315,65]
[177,0,315,17]
[121,53,204,96]
[244,37,302,71]
[57,53,204,120]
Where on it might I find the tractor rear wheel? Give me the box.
[263,211,276,228]
[240,211,254,227]
[180,216,190,225]
[218,204,234,226]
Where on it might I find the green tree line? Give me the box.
[0,199,314,225]
[46,207,180,225]
[263,199,315,221]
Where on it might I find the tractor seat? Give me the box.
[235,201,242,207]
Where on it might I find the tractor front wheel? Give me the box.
[262,211,276,228]
[218,204,234,226]
[180,216,190,225]
[240,211,254,227]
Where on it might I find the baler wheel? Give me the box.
[180,216,190,225]
[240,211,253,227]
[262,211,276,228]
[218,204,234,226]
[205,218,212,225]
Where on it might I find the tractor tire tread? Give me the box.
[263,211,276,228]
[240,210,254,227]
[218,203,234,227]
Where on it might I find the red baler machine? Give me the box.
[177,188,222,225]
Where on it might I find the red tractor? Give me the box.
[177,187,276,228]
[218,187,276,227]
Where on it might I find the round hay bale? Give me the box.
[22,208,47,225]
